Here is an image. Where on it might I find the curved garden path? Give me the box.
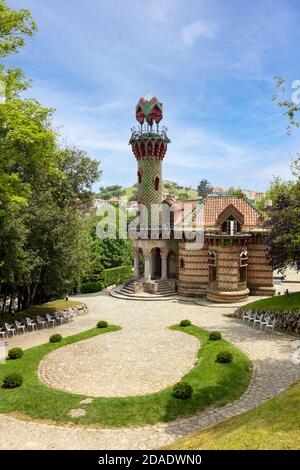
[0,291,300,449]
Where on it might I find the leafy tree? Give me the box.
[0,3,101,311]
[128,189,138,202]
[273,76,300,134]
[177,192,190,200]
[97,185,125,199]
[265,79,300,272]
[265,179,300,273]
[226,187,246,198]
[256,177,295,211]
[197,179,213,197]
[84,211,132,284]
[0,0,37,57]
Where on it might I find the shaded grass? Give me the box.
[0,324,252,427]
[0,300,82,328]
[241,291,300,313]
[165,381,300,450]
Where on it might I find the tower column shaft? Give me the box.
[161,254,168,280]
[134,254,140,279]
[144,255,152,280]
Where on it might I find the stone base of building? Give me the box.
[177,283,207,297]
[249,285,276,297]
[207,288,250,303]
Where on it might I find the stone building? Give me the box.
[119,96,275,303]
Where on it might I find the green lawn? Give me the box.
[165,381,300,450]
[241,291,300,313]
[0,324,252,427]
[0,300,82,328]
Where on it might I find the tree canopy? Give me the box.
[0,0,37,57]
[0,1,102,312]
[265,78,300,272]
[226,187,246,198]
[197,179,213,197]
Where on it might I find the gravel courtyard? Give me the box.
[0,290,299,450]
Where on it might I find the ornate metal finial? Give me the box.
[135,95,163,126]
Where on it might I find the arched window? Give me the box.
[180,258,185,270]
[222,215,241,234]
[137,170,142,184]
[208,250,217,283]
[154,176,160,191]
[239,251,248,283]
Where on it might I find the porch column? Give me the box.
[144,252,152,280]
[133,249,140,279]
[161,251,168,280]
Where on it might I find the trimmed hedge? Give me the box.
[97,321,108,329]
[80,281,103,294]
[209,331,222,341]
[8,348,23,360]
[49,334,62,343]
[216,351,233,364]
[103,266,132,287]
[80,266,132,293]
[2,373,23,389]
[173,382,193,400]
[180,319,192,327]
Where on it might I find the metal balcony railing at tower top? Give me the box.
[129,125,171,144]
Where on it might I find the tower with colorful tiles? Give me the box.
[129,96,170,228]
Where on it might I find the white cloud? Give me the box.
[182,21,215,46]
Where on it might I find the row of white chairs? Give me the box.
[242,311,276,333]
[0,311,76,339]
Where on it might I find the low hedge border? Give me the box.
[80,265,132,293]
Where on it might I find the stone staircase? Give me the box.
[110,278,177,301]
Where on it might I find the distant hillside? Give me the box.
[96,181,198,201]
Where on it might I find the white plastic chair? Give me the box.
[46,314,56,327]
[37,316,47,329]
[248,312,257,326]
[26,317,37,331]
[62,311,71,322]
[265,319,276,333]
[54,312,64,325]
[242,311,251,323]
[68,308,76,320]
[0,328,7,339]
[260,316,270,330]
[15,320,26,334]
[253,314,263,328]
[5,323,16,337]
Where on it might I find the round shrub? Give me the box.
[2,373,23,389]
[8,347,23,360]
[209,331,222,341]
[180,319,191,327]
[49,334,62,343]
[97,321,108,329]
[173,382,193,400]
[216,351,233,364]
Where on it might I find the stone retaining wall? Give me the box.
[234,307,300,334]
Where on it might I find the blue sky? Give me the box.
[5,0,300,191]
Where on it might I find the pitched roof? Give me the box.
[204,196,262,227]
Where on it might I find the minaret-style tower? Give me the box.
[129,96,170,228]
